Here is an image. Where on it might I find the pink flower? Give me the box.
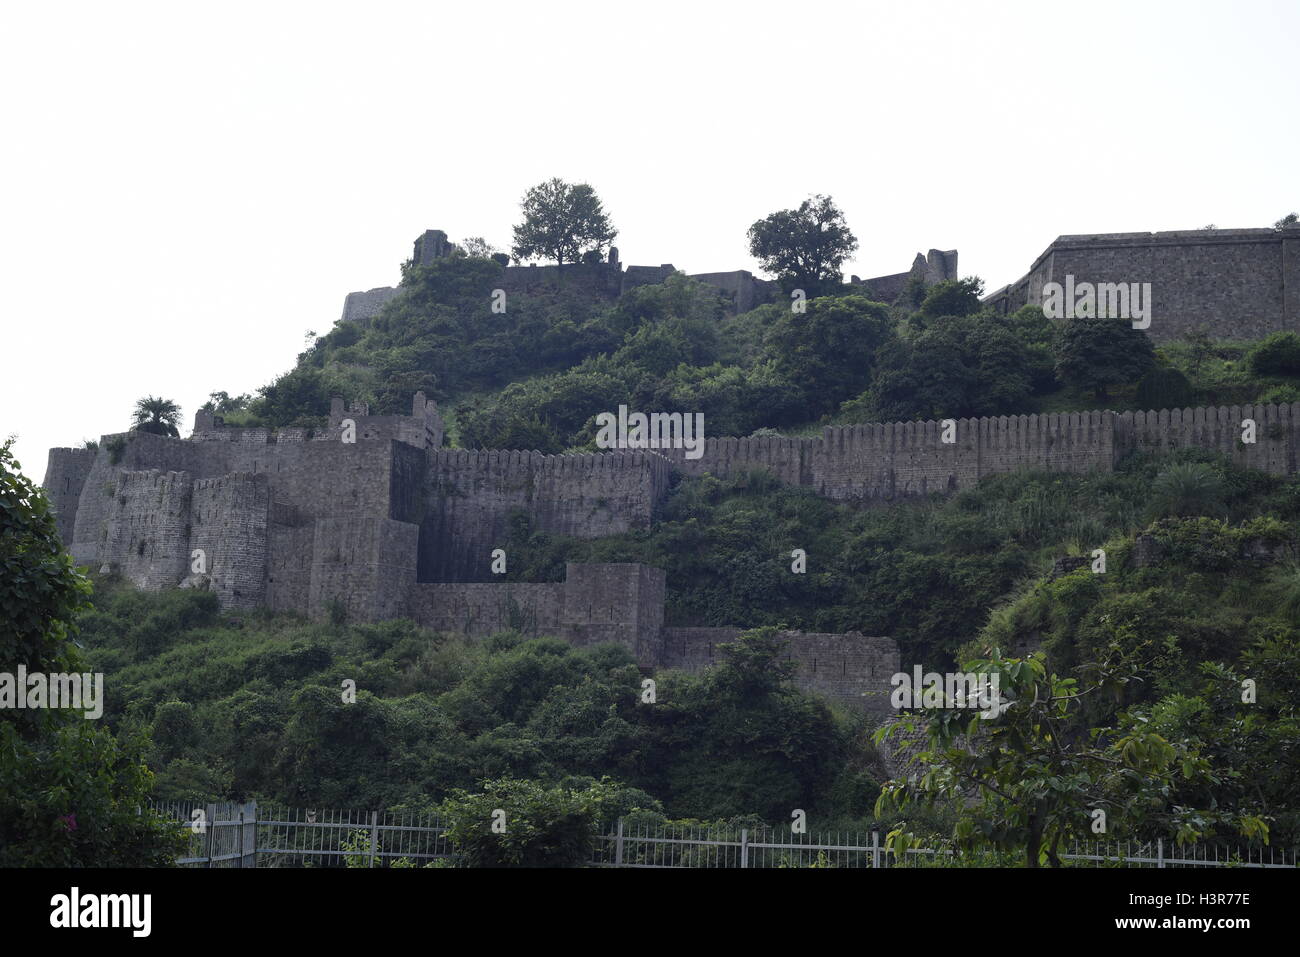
[59,813,77,832]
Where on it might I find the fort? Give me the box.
[43,386,1300,711]
[984,225,1300,342]
[40,222,1300,711]
[339,228,960,323]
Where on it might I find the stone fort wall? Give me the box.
[663,402,1300,495]
[419,448,672,582]
[663,410,1119,499]
[339,229,957,323]
[660,627,900,713]
[41,394,1300,710]
[985,226,1300,342]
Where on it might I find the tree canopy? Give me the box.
[747,194,858,297]
[511,178,617,269]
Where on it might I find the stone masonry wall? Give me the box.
[665,411,1116,499]
[419,449,672,581]
[660,627,900,713]
[409,562,665,665]
[43,447,95,545]
[307,516,420,622]
[1115,402,1300,475]
[189,474,270,610]
[560,562,665,666]
[43,389,1300,712]
[410,581,567,638]
[986,227,1300,342]
[102,470,194,590]
[340,286,404,324]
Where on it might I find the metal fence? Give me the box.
[256,805,453,868]
[147,802,1297,869]
[151,800,256,867]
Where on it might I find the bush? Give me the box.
[1258,384,1300,405]
[437,777,616,867]
[1150,463,1227,519]
[1248,332,1300,377]
[1135,365,1195,410]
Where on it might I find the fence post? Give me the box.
[368,811,379,869]
[871,830,880,869]
[615,819,624,867]
[1157,838,1164,869]
[240,801,257,868]
[204,803,218,868]
[740,829,749,869]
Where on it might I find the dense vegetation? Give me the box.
[78,591,873,826]
[60,443,1300,852]
[0,442,182,865]
[22,195,1300,864]
[206,248,1300,457]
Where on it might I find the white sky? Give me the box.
[2,0,1297,477]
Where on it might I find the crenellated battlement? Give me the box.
[39,394,1300,709]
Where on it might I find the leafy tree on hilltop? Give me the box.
[917,277,985,321]
[1275,212,1297,228]
[457,236,501,259]
[747,194,858,298]
[511,178,617,271]
[1053,318,1156,402]
[131,395,182,437]
[200,391,251,415]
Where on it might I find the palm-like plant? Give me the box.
[131,396,182,437]
[1149,462,1226,518]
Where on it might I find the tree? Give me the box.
[917,277,985,321]
[1274,212,1297,228]
[862,316,1037,421]
[1181,327,1214,378]
[201,391,251,415]
[865,331,976,421]
[0,441,183,865]
[131,396,182,437]
[761,295,893,417]
[1053,318,1156,401]
[457,236,501,259]
[747,194,858,297]
[873,645,1256,867]
[511,178,617,271]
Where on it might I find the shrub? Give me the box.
[105,436,127,465]
[1258,384,1300,405]
[1150,463,1227,518]
[1248,332,1300,377]
[437,777,615,867]
[1135,365,1195,410]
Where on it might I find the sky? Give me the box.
[2,0,1297,477]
